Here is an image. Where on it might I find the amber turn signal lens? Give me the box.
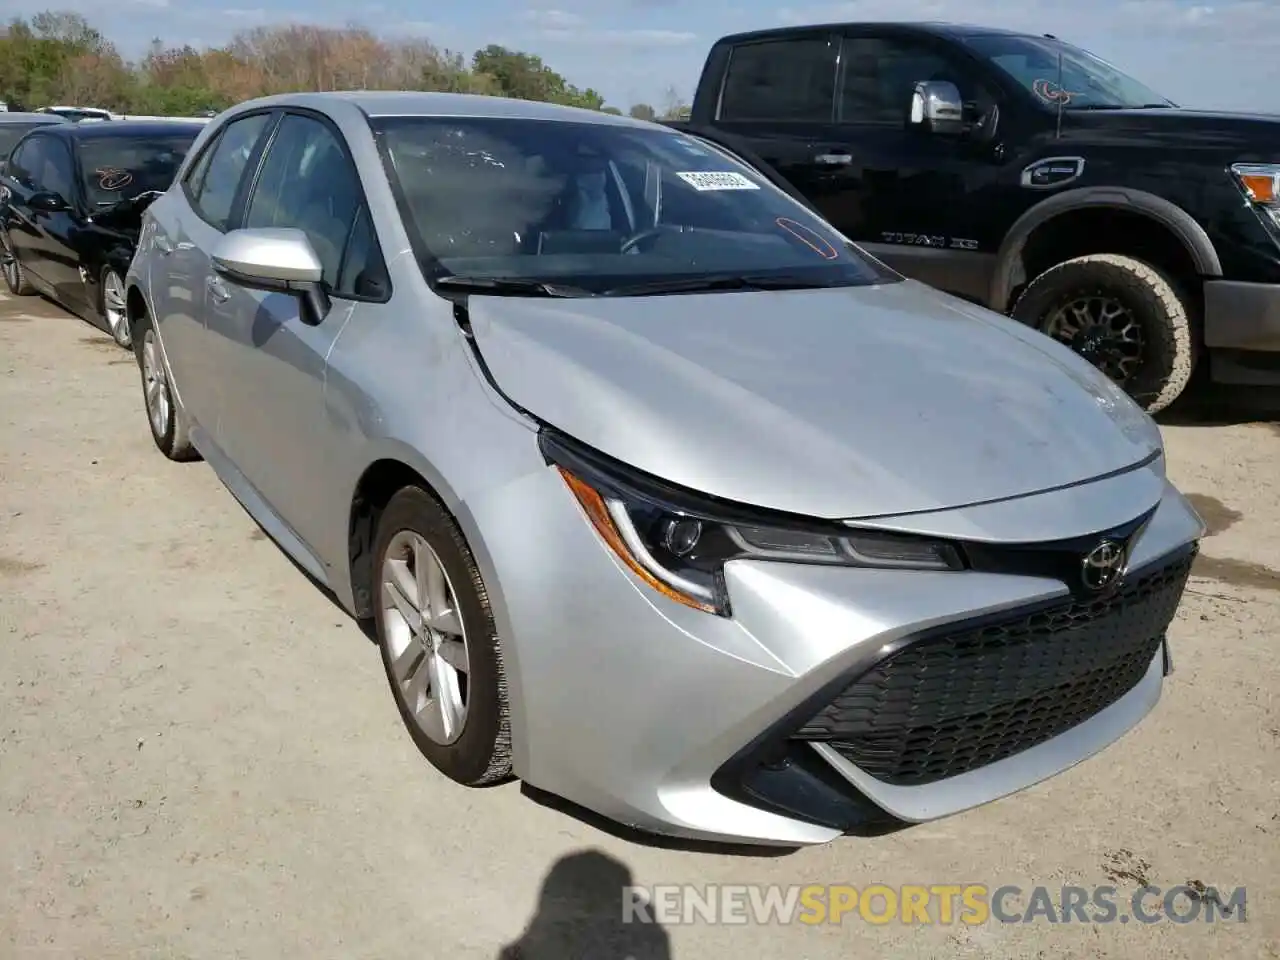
[1237,172,1279,205]
[557,466,717,614]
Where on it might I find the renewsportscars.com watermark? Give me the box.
[622,884,1247,926]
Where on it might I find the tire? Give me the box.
[100,267,131,348]
[1,230,34,295]
[133,311,199,461]
[1011,253,1195,415]
[372,485,512,787]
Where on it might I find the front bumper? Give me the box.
[467,459,1204,847]
[1203,278,1280,352]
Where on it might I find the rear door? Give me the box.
[707,33,848,217]
[151,110,277,434]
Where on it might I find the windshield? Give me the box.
[78,134,196,206]
[963,34,1173,110]
[373,116,890,294]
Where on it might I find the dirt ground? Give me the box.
[1,288,1277,960]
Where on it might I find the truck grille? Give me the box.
[793,549,1195,786]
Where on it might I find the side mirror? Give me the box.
[211,227,330,325]
[909,81,965,136]
[29,190,69,212]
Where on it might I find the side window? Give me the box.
[840,38,991,123]
[41,139,75,201]
[14,137,47,189]
[336,205,388,299]
[243,113,363,290]
[189,113,272,230]
[719,37,839,122]
[7,141,30,182]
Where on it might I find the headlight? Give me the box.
[541,430,965,616]
[1230,163,1280,228]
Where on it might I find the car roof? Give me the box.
[41,119,206,140]
[224,90,657,129]
[0,112,69,124]
[717,21,1041,44]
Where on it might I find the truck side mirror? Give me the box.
[909,81,965,136]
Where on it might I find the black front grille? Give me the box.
[793,548,1195,786]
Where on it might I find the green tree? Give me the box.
[628,103,656,121]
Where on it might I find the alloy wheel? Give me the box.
[141,329,171,439]
[103,271,130,347]
[1,236,17,290]
[380,530,471,746]
[1042,294,1145,385]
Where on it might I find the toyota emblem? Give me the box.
[1081,540,1126,592]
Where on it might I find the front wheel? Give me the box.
[1,230,34,295]
[1010,253,1196,415]
[373,486,513,787]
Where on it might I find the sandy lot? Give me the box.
[1,289,1277,959]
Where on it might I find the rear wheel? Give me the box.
[1011,253,1195,415]
[100,268,131,348]
[1,230,34,295]
[373,486,512,786]
[134,311,198,461]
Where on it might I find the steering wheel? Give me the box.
[620,227,666,255]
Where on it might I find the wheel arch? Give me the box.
[345,448,530,773]
[124,280,149,341]
[990,187,1222,314]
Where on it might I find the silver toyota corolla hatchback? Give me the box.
[125,92,1204,847]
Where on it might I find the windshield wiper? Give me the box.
[433,275,594,298]
[602,273,839,297]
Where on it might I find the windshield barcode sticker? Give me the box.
[676,171,760,191]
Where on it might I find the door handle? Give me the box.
[206,274,230,303]
[814,152,854,166]
[153,234,173,255]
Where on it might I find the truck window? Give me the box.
[839,37,989,123]
[719,37,838,122]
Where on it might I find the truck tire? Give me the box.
[1010,253,1195,415]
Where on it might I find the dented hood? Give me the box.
[466,280,1162,520]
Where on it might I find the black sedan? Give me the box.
[0,120,204,347]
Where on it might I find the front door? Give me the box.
[826,32,1007,302]
[207,110,385,557]
[154,110,277,434]
[2,134,86,305]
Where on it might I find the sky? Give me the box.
[2,0,1279,113]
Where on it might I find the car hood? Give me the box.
[466,280,1162,520]
[1065,107,1280,154]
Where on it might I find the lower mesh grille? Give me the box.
[794,549,1195,786]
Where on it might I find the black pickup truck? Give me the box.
[664,22,1280,413]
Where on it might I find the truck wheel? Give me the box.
[1011,253,1195,415]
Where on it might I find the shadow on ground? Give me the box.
[497,849,672,960]
[1156,381,1280,428]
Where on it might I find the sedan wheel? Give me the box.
[381,530,472,745]
[372,486,512,785]
[102,270,131,348]
[141,328,172,442]
[1,232,32,295]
